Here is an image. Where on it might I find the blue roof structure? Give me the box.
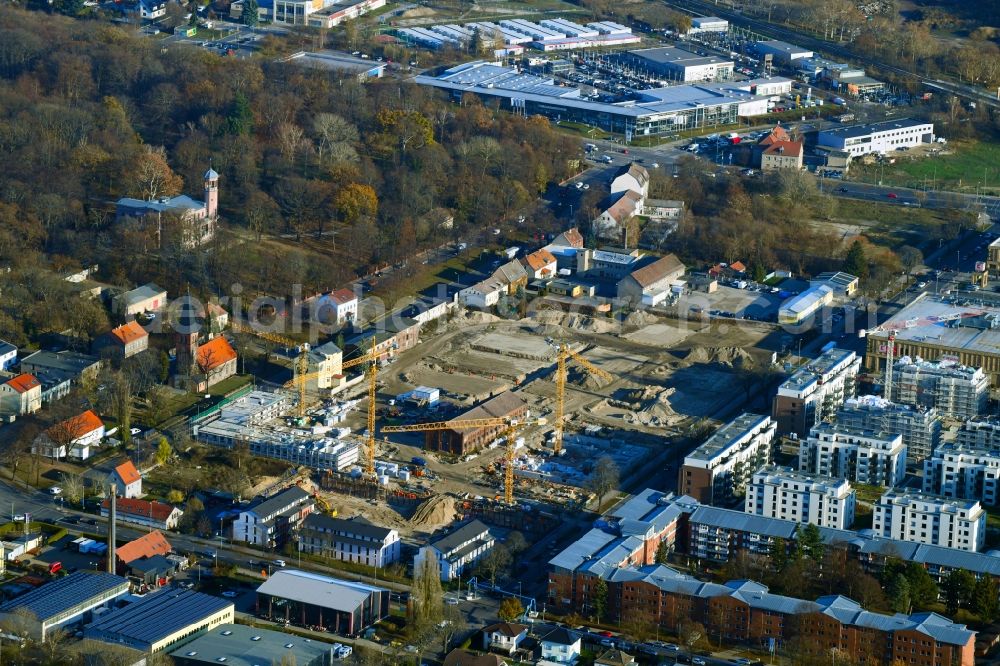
[84,588,233,650]
[0,572,128,622]
[116,195,205,214]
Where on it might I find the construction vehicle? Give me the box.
[231,321,310,417]
[284,339,381,479]
[381,416,547,505]
[550,343,613,454]
[313,493,337,517]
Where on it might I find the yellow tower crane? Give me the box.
[231,321,310,417]
[552,343,613,455]
[283,338,380,478]
[381,416,547,505]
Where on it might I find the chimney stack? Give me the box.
[107,484,117,574]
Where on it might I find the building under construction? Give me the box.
[865,294,1000,387]
[192,390,361,471]
[423,391,528,456]
[835,395,942,464]
[889,356,989,420]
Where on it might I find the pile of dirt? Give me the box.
[566,315,617,334]
[409,495,457,528]
[623,310,659,329]
[400,6,435,18]
[685,346,754,368]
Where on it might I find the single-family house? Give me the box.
[92,321,149,362]
[592,191,643,241]
[33,410,105,460]
[459,279,505,309]
[101,498,183,530]
[109,460,143,498]
[443,649,508,666]
[114,531,172,572]
[551,229,585,249]
[594,649,636,666]
[617,254,685,307]
[307,341,345,390]
[756,125,804,171]
[0,340,16,371]
[0,374,42,415]
[413,519,496,581]
[113,283,168,318]
[207,302,229,333]
[610,163,649,198]
[481,623,528,655]
[402,294,457,325]
[135,0,166,19]
[312,288,358,325]
[641,199,685,221]
[492,261,529,295]
[522,249,558,280]
[540,627,582,663]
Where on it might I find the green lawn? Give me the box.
[851,140,1000,194]
[853,483,885,503]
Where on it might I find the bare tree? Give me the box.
[587,456,620,508]
[60,472,84,506]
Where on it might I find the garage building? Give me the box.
[255,569,388,636]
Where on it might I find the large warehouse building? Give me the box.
[0,572,129,642]
[255,569,388,636]
[415,62,789,138]
[865,294,1000,387]
[622,47,734,82]
[84,588,234,653]
[171,624,331,666]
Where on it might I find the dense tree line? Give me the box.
[0,7,581,334]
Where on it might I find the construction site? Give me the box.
[202,306,775,544]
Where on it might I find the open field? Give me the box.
[851,140,1000,194]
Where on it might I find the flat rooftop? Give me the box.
[867,294,1000,356]
[687,413,771,462]
[415,62,785,120]
[821,117,931,140]
[286,50,386,73]
[170,624,329,666]
[84,589,233,646]
[753,464,849,490]
[629,46,733,68]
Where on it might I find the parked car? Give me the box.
[221,591,239,598]
[336,646,352,659]
[273,559,286,567]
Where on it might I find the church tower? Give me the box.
[204,167,219,219]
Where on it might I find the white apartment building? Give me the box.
[890,356,989,421]
[772,347,861,437]
[817,118,935,157]
[836,395,942,463]
[799,423,906,487]
[232,486,315,549]
[413,519,495,581]
[923,441,1000,507]
[873,489,986,552]
[745,465,856,530]
[679,413,776,505]
[298,514,401,568]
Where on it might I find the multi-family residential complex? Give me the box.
[923,440,1000,507]
[297,515,401,568]
[678,413,776,505]
[872,489,986,552]
[890,356,989,420]
[413,520,496,581]
[835,395,942,463]
[231,486,315,549]
[745,465,856,529]
[772,348,860,437]
[799,423,906,487]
